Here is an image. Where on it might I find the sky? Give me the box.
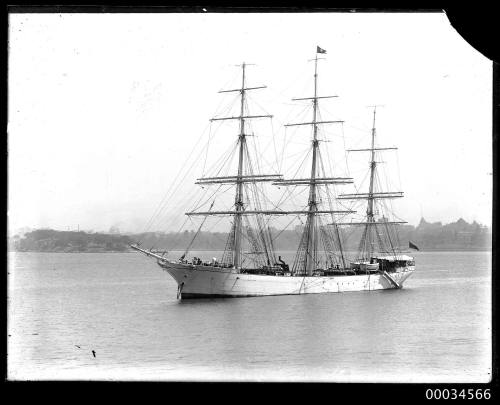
[8,12,492,234]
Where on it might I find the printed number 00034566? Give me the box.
[425,389,491,400]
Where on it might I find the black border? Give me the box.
[2,5,498,400]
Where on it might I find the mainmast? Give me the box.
[304,54,320,275]
[278,47,354,275]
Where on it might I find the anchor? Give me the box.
[177,282,185,299]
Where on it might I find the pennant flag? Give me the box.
[409,241,420,251]
[317,46,327,54]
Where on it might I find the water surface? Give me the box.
[7,251,491,382]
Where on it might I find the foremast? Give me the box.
[233,62,248,269]
[186,63,280,269]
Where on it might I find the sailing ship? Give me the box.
[132,47,415,298]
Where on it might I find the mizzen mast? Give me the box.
[336,106,406,260]
[365,106,378,258]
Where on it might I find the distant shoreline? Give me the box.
[8,248,492,253]
[9,219,492,254]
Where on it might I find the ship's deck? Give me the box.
[157,259,408,277]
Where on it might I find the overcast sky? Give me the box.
[8,12,492,234]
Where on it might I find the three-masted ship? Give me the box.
[132,47,415,298]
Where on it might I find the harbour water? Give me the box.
[7,251,491,382]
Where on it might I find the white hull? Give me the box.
[159,261,415,299]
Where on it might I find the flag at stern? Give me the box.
[409,241,420,251]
